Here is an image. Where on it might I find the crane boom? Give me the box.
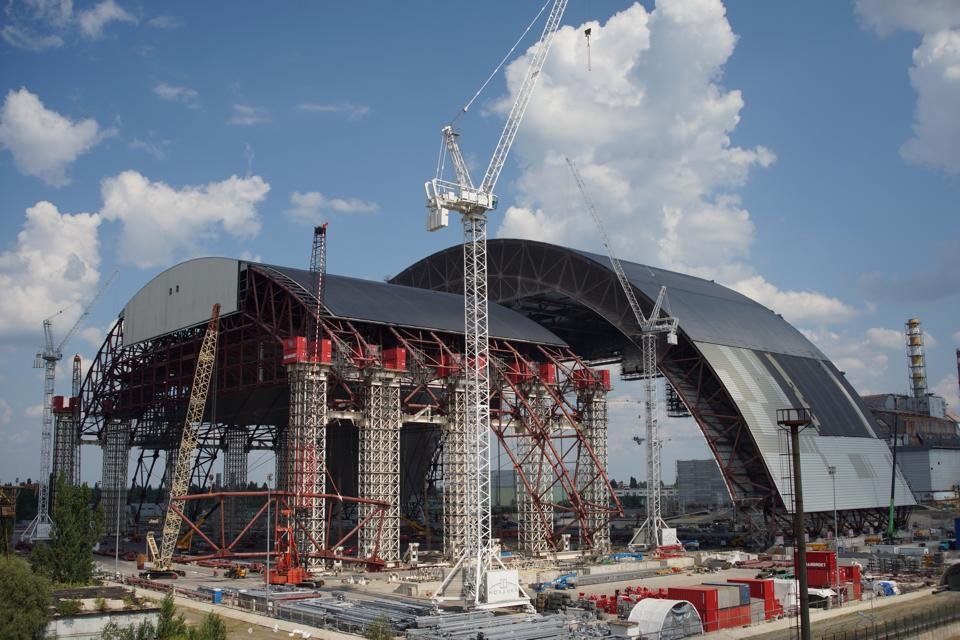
[155,303,221,570]
[58,271,118,352]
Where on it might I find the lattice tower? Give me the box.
[360,373,401,563]
[442,384,468,559]
[224,427,248,537]
[517,390,550,555]
[102,419,130,536]
[579,388,610,552]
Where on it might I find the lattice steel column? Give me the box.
[101,419,130,536]
[274,427,288,492]
[359,373,401,563]
[517,390,550,555]
[286,362,328,570]
[442,384,468,559]
[52,410,79,487]
[579,389,610,552]
[224,427,248,538]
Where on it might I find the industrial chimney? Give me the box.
[905,318,928,398]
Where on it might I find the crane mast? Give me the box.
[22,272,116,542]
[426,0,568,609]
[153,304,221,571]
[565,157,678,550]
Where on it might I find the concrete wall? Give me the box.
[48,610,159,639]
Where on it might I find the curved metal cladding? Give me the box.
[392,239,915,530]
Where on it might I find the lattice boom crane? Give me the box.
[425,0,568,609]
[565,157,678,550]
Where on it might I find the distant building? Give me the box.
[863,392,960,503]
[676,459,731,510]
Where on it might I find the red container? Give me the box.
[436,353,461,378]
[795,551,837,588]
[538,363,557,385]
[52,395,66,411]
[668,586,719,631]
[729,578,779,619]
[282,336,332,365]
[383,347,407,371]
[853,582,862,600]
[571,368,612,391]
[505,359,535,385]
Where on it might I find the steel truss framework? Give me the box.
[391,240,912,543]
[78,263,622,567]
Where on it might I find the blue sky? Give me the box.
[0,0,958,486]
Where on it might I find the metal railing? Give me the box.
[819,601,960,640]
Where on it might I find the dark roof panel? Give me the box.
[264,265,566,346]
[572,249,825,359]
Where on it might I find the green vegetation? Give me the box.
[100,594,227,640]
[55,598,82,616]
[0,555,52,640]
[31,474,104,584]
[363,615,394,639]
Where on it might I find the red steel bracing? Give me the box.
[168,490,389,570]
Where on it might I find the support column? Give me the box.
[517,390,550,555]
[579,389,610,552]
[359,372,401,564]
[442,384,468,560]
[101,420,130,537]
[224,427,248,538]
[52,409,79,488]
[287,363,328,571]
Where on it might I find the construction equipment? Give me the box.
[425,0,568,609]
[565,157,679,551]
[225,564,248,579]
[266,513,310,586]
[175,501,221,552]
[144,303,221,579]
[533,572,578,592]
[23,272,116,542]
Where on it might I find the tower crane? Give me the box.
[22,271,116,542]
[425,0,568,609]
[145,303,221,577]
[564,157,679,551]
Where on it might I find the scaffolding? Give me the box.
[442,384,469,560]
[224,427,248,538]
[102,419,130,536]
[286,361,328,571]
[517,391,549,555]
[360,372,402,563]
[52,399,80,487]
[579,387,610,552]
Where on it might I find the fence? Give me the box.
[819,601,960,640]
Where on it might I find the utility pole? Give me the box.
[778,408,812,640]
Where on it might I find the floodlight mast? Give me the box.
[425,0,568,609]
[564,157,678,550]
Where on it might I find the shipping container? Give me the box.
[703,582,750,606]
[382,347,407,371]
[538,363,557,385]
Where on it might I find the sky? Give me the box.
[0,0,958,488]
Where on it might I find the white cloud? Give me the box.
[285,190,379,222]
[802,328,900,394]
[228,104,268,126]
[98,170,269,268]
[855,1,960,174]
[296,102,370,120]
[730,275,859,325]
[147,15,179,29]
[77,0,135,39]
[153,82,199,108]
[1,25,64,50]
[129,136,169,160]
[0,399,10,425]
[25,404,44,418]
[0,201,101,339]
[78,325,102,348]
[854,0,960,36]
[864,327,904,351]
[901,31,960,173]
[0,88,114,186]
[953,330,960,343]
[239,250,262,263]
[932,374,960,417]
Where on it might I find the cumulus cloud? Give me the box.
[77,0,135,39]
[0,88,115,186]
[801,327,908,394]
[296,102,370,120]
[933,374,960,416]
[129,136,169,160]
[25,404,44,418]
[98,171,269,268]
[228,104,269,126]
[153,82,199,108]
[855,0,960,173]
[285,190,379,222]
[482,1,850,325]
[0,201,102,339]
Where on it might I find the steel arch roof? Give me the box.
[392,239,914,516]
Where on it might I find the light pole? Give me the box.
[114,482,121,578]
[828,465,840,606]
[265,473,272,610]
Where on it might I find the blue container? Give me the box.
[212,589,223,604]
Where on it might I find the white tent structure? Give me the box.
[627,599,703,639]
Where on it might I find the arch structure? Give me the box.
[78,257,623,566]
[392,239,916,541]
